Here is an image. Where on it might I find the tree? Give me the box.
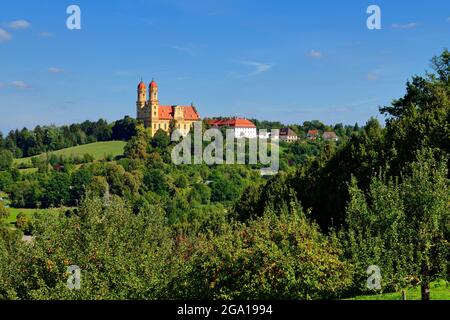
[210,178,239,203]
[124,125,149,161]
[0,171,13,192]
[70,168,94,205]
[10,180,42,208]
[151,129,170,149]
[0,150,13,171]
[343,148,450,300]
[42,172,71,208]
[15,213,31,234]
[176,208,353,300]
[0,202,8,220]
[112,116,137,141]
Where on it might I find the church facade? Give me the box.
[136,79,201,136]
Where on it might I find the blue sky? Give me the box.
[1,0,450,133]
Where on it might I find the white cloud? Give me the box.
[38,31,52,37]
[7,20,32,30]
[10,81,31,90]
[170,44,198,57]
[367,73,379,81]
[0,28,12,43]
[309,50,322,59]
[392,22,418,29]
[48,67,65,74]
[241,61,274,76]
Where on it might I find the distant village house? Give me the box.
[279,127,298,143]
[307,130,320,140]
[323,131,339,142]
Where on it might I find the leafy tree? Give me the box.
[0,195,180,299]
[87,176,109,198]
[143,168,173,196]
[0,171,13,192]
[42,173,71,208]
[210,178,239,203]
[16,213,31,234]
[124,125,149,161]
[0,202,8,220]
[342,148,450,300]
[112,116,137,141]
[0,150,13,171]
[151,129,170,149]
[175,209,353,299]
[70,168,94,205]
[10,180,42,208]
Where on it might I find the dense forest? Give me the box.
[0,51,449,300]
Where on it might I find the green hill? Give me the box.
[14,141,127,167]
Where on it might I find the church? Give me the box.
[136,79,201,136]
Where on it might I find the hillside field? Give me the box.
[14,141,127,167]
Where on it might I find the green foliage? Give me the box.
[0,149,13,171]
[10,180,42,208]
[15,141,126,168]
[0,195,180,299]
[41,172,71,208]
[111,116,138,141]
[175,209,353,300]
[151,129,171,149]
[0,202,8,220]
[0,171,13,192]
[70,168,94,206]
[342,148,450,295]
[3,119,114,159]
[15,213,31,234]
[2,50,450,301]
[124,125,149,161]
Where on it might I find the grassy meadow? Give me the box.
[14,141,126,167]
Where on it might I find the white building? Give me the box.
[207,118,257,139]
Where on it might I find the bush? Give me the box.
[0,150,13,171]
[0,202,8,220]
[175,209,353,300]
[15,213,31,233]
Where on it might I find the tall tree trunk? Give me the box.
[421,282,430,301]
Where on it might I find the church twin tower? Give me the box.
[136,79,200,136]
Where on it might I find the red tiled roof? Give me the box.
[307,130,319,135]
[158,105,200,121]
[150,80,158,88]
[206,118,256,128]
[137,81,146,90]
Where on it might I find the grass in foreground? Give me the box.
[348,280,449,300]
[14,141,126,166]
